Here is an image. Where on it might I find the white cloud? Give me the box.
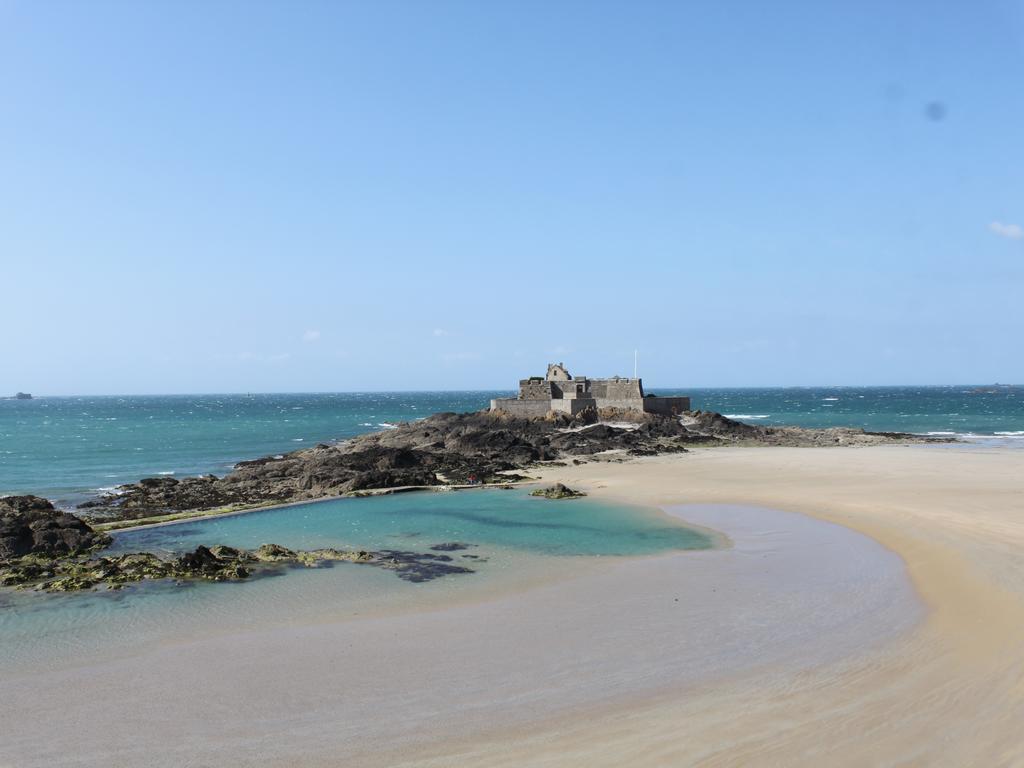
[989,221,1023,240]
[302,329,321,343]
[432,328,448,337]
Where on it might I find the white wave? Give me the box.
[822,397,840,401]
[378,422,398,429]
[723,414,770,419]
[360,422,373,426]
[156,471,175,475]
[924,432,1024,442]
[292,438,304,442]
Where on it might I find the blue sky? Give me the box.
[1,0,1022,394]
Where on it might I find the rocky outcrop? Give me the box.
[0,540,476,592]
[0,495,111,560]
[78,409,942,522]
[530,483,586,499]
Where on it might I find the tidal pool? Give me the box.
[0,489,713,670]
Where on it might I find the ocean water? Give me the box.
[107,487,712,557]
[1,386,1022,503]
[0,489,712,669]
[0,391,493,504]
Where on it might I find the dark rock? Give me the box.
[530,483,586,499]
[77,408,942,522]
[254,543,297,561]
[0,496,111,561]
[1,537,478,593]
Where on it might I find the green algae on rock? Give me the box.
[530,483,587,500]
[1,540,474,593]
[0,495,474,593]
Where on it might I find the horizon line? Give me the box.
[4,383,1021,399]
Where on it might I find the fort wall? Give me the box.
[589,379,644,400]
[491,364,689,418]
[490,398,551,417]
[550,397,598,416]
[518,380,554,400]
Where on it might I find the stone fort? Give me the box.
[489,363,690,418]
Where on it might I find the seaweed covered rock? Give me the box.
[254,543,297,561]
[530,483,586,499]
[174,545,251,580]
[0,495,111,561]
[1,541,476,593]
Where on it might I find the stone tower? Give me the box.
[546,362,572,381]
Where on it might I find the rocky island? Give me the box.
[78,407,937,526]
[0,369,946,595]
[2,406,936,593]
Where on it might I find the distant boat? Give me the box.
[14,392,32,400]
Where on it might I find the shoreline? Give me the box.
[4,443,1023,765]
[66,407,949,532]
[91,479,533,534]
[421,444,1024,766]
[89,433,965,535]
[1,494,920,768]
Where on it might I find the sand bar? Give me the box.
[2,443,1022,766]
[418,444,1024,766]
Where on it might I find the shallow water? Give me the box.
[0,504,925,768]
[109,487,712,557]
[0,489,713,670]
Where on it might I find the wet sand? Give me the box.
[0,460,922,767]
[408,444,1024,766]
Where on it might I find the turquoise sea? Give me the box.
[0,489,712,668]
[1,387,1022,504]
[2,385,1018,667]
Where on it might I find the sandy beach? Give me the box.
[3,443,1023,767]
[422,443,1024,767]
